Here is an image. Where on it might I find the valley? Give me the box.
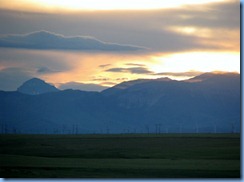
[0,133,240,178]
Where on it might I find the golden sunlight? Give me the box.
[0,0,230,11]
[36,50,240,87]
[151,52,240,74]
[167,26,212,38]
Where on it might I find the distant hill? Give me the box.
[102,77,171,96]
[58,82,108,92]
[17,78,59,95]
[0,72,240,134]
[186,72,240,83]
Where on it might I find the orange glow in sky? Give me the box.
[0,0,240,90]
[37,51,239,87]
[0,0,230,12]
[151,52,240,73]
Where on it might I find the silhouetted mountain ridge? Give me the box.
[102,77,172,96]
[0,72,240,134]
[186,72,239,82]
[17,78,59,95]
[58,82,108,92]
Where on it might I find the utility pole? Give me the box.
[72,124,75,134]
[155,124,161,134]
[106,126,110,134]
[75,124,78,134]
[62,125,66,134]
[133,128,137,134]
[231,122,235,133]
[165,127,169,133]
[195,121,199,133]
[213,122,217,133]
[145,125,149,134]
[5,124,8,134]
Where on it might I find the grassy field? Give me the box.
[0,134,240,178]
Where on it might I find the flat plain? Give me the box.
[0,134,240,178]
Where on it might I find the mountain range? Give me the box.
[0,72,240,134]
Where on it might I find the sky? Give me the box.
[0,0,240,91]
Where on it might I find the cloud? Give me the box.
[37,66,59,74]
[0,48,84,91]
[0,1,239,90]
[92,78,110,81]
[116,78,128,81]
[0,30,148,51]
[124,63,146,67]
[98,64,111,68]
[0,67,32,91]
[0,1,239,53]
[173,1,240,30]
[106,67,153,74]
[0,48,73,74]
[154,71,203,77]
[0,48,154,91]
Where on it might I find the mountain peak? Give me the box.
[17,78,59,95]
[112,77,172,90]
[155,77,172,81]
[28,77,45,82]
[186,72,239,83]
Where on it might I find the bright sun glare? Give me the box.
[8,0,229,11]
[151,52,240,73]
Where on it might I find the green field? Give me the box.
[0,134,240,178]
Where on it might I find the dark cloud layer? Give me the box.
[0,67,32,91]
[0,48,73,73]
[0,1,239,91]
[99,64,111,68]
[0,48,75,91]
[154,71,203,77]
[106,68,204,78]
[36,66,59,74]
[124,63,146,67]
[106,67,153,74]
[0,1,239,53]
[0,30,147,51]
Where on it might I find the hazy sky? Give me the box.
[0,0,240,91]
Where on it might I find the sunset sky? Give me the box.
[0,0,240,91]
